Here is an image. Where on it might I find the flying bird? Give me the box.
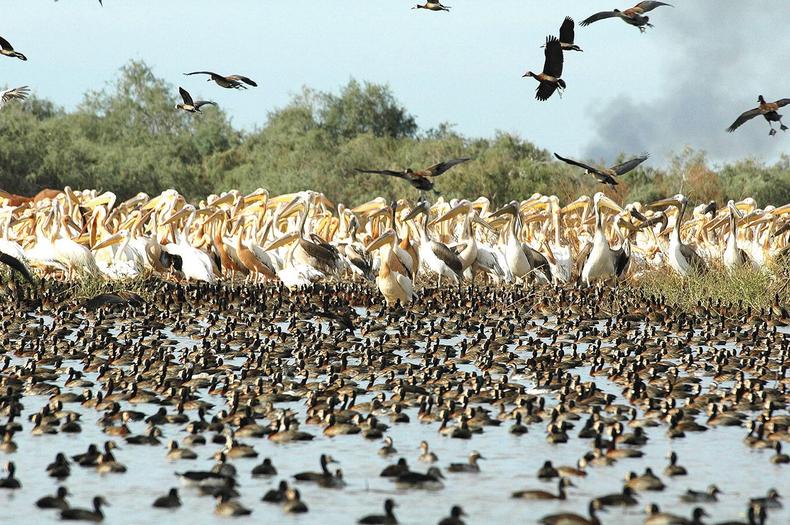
[554,152,649,186]
[183,72,258,89]
[355,158,471,193]
[0,86,30,109]
[557,17,583,52]
[175,87,216,113]
[0,36,26,61]
[523,36,565,101]
[580,1,673,33]
[413,1,450,11]
[727,95,789,136]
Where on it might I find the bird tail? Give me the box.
[781,124,788,131]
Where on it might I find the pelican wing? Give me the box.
[1,86,30,105]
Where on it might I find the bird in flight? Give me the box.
[523,36,565,101]
[0,86,30,109]
[175,87,216,113]
[554,153,649,186]
[727,95,789,136]
[556,17,583,52]
[183,72,258,90]
[355,158,472,193]
[0,36,26,61]
[580,2,673,33]
[413,2,450,11]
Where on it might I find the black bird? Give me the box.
[554,152,649,186]
[523,36,565,101]
[727,95,790,136]
[184,72,258,89]
[581,1,673,33]
[175,87,216,113]
[0,36,27,61]
[355,158,471,193]
[358,498,398,524]
[557,17,583,51]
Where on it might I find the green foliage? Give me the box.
[0,60,789,208]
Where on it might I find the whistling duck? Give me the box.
[355,158,471,194]
[727,95,790,136]
[0,36,26,60]
[524,36,565,101]
[557,17,583,51]
[581,2,673,33]
[175,87,216,113]
[184,71,257,89]
[413,2,450,12]
[554,152,649,187]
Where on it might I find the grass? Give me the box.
[631,262,790,312]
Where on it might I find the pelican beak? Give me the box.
[162,207,192,226]
[208,193,236,208]
[648,197,680,210]
[143,193,166,211]
[84,192,116,210]
[352,198,387,216]
[265,232,298,251]
[773,202,790,216]
[472,215,496,233]
[244,188,269,204]
[93,232,125,251]
[404,203,428,221]
[64,187,81,206]
[431,201,471,225]
[560,195,590,215]
[279,196,304,219]
[521,196,549,214]
[598,195,624,213]
[121,192,148,210]
[366,230,395,252]
[315,194,334,210]
[489,202,518,219]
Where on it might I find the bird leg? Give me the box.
[769,122,777,136]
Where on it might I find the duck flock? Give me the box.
[0,2,789,525]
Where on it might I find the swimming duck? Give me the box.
[36,486,70,509]
[448,451,484,473]
[283,488,308,513]
[513,477,574,500]
[60,496,109,522]
[0,461,20,489]
[539,500,603,525]
[152,488,181,508]
[294,454,338,482]
[438,505,466,525]
[251,458,277,477]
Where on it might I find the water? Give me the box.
[0,308,787,525]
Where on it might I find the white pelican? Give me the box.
[579,193,626,285]
[367,230,413,306]
[489,200,552,283]
[404,201,462,286]
[650,194,707,276]
[162,205,217,283]
[722,201,754,270]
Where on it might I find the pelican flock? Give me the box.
[0,187,788,301]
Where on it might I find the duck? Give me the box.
[283,488,308,513]
[395,466,444,489]
[664,451,687,476]
[251,458,277,477]
[513,478,574,500]
[380,458,410,478]
[644,504,708,525]
[358,498,398,524]
[379,436,397,456]
[175,87,216,113]
[727,95,790,136]
[262,480,289,503]
[0,461,21,489]
[152,488,181,508]
[419,441,438,463]
[539,500,603,525]
[294,454,337,482]
[523,36,565,101]
[214,493,251,516]
[36,486,70,509]
[448,451,484,473]
[594,485,639,507]
[183,71,257,89]
[0,35,26,60]
[438,505,466,525]
[166,440,197,460]
[681,485,721,503]
[60,496,109,522]
[413,1,450,12]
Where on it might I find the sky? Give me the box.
[3,1,790,167]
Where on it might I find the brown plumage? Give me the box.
[554,152,649,186]
[727,95,790,136]
[184,71,257,89]
[0,36,26,61]
[581,2,673,32]
[523,36,565,101]
[355,158,471,193]
[175,87,216,113]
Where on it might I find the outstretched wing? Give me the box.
[580,11,618,26]
[194,100,217,110]
[228,75,258,87]
[184,71,218,78]
[354,168,405,178]
[423,157,472,177]
[178,87,194,106]
[554,153,597,173]
[610,154,649,175]
[774,98,790,108]
[535,82,558,101]
[0,36,13,51]
[726,107,761,132]
[559,17,575,44]
[84,293,127,311]
[1,86,30,105]
[631,1,673,14]
[542,36,563,78]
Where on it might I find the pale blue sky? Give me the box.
[3,1,789,165]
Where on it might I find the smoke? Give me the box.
[583,2,790,165]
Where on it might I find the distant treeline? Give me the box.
[1,61,789,207]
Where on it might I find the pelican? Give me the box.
[404,201,463,286]
[162,205,217,283]
[650,194,707,276]
[279,193,343,276]
[722,201,754,270]
[579,193,626,284]
[489,200,552,283]
[367,230,414,306]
